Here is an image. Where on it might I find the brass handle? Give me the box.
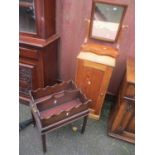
[32,106,37,113]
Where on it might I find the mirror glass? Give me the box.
[91,3,125,42]
[19,0,36,33]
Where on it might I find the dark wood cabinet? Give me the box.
[108,58,135,143]
[19,0,60,105]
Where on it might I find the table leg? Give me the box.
[31,111,36,127]
[19,118,33,131]
[41,134,46,153]
[81,116,88,134]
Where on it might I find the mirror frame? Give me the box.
[89,1,127,42]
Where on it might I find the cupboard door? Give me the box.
[75,59,113,118]
[76,60,104,109]
[19,63,35,96]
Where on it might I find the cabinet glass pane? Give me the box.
[19,0,36,33]
[91,3,125,42]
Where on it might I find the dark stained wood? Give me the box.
[42,39,59,86]
[19,40,59,104]
[19,62,37,96]
[34,0,56,39]
[81,116,88,134]
[19,0,60,105]
[30,82,90,153]
[31,80,77,100]
[108,57,135,143]
[43,0,56,38]
[19,33,60,47]
[20,0,56,39]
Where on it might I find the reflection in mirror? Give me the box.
[91,3,125,42]
[19,0,36,33]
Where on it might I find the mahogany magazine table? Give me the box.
[29,81,91,153]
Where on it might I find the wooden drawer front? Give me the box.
[19,47,39,60]
[30,90,90,128]
[19,63,35,95]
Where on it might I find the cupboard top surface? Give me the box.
[127,58,135,84]
[77,52,116,67]
[81,43,118,58]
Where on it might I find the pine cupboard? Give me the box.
[75,43,118,120]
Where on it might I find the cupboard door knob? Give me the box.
[66,112,69,116]
[87,81,91,85]
[54,100,57,104]
[100,93,104,96]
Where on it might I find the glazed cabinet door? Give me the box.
[75,59,113,119]
[19,0,37,33]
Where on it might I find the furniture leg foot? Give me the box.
[41,134,46,153]
[81,116,88,134]
[31,111,36,127]
[19,118,33,131]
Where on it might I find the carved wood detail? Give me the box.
[19,65,33,95]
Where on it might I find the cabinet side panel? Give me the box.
[42,39,58,86]
[95,67,113,116]
[44,0,56,38]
